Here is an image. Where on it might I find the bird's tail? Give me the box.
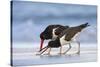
[79,22,90,28]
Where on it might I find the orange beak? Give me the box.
[39,39,44,51]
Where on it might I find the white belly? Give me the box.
[52,28,58,40]
[60,35,70,46]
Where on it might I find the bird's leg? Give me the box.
[40,47,49,55]
[63,43,71,54]
[76,41,80,55]
[60,46,62,54]
[58,46,62,55]
[47,47,51,55]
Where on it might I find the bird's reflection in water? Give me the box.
[39,53,80,60]
[39,54,63,59]
[40,54,80,59]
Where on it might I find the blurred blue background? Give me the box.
[12,1,97,44]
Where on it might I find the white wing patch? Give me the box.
[52,28,58,40]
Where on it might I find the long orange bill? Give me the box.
[39,39,44,51]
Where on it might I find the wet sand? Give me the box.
[12,44,97,66]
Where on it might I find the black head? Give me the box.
[48,38,61,48]
[40,32,52,40]
[40,31,52,51]
[40,32,50,51]
[79,22,90,29]
[48,41,55,47]
[40,32,44,40]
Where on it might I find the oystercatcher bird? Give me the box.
[39,23,90,55]
[39,25,69,52]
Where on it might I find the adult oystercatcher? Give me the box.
[39,25,69,51]
[39,23,90,55]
